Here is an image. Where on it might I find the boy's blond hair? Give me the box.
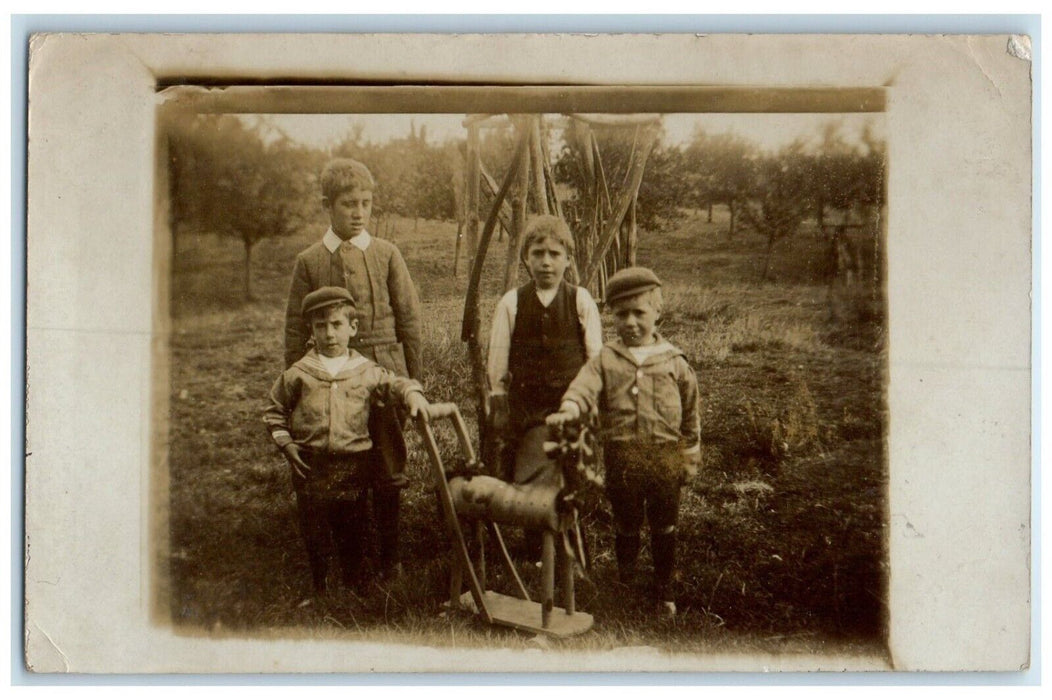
[320,158,376,201]
[519,215,576,264]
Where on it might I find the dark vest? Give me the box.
[508,280,587,421]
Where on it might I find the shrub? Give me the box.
[740,375,823,473]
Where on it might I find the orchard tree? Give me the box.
[683,129,758,238]
[740,141,812,281]
[633,141,690,232]
[807,120,887,229]
[855,122,887,209]
[167,112,320,300]
[334,125,459,233]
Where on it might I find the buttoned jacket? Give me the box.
[264,350,423,455]
[562,335,700,455]
[283,234,422,377]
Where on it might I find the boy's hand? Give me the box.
[682,451,700,481]
[283,443,311,480]
[545,401,581,427]
[406,391,430,421]
[488,393,510,432]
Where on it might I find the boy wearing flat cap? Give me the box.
[265,286,430,595]
[547,267,700,616]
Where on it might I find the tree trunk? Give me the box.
[761,234,776,282]
[453,219,463,277]
[728,200,737,239]
[817,199,825,230]
[243,238,255,301]
[707,201,713,223]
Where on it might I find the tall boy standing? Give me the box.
[487,215,603,486]
[283,158,422,578]
[547,267,700,615]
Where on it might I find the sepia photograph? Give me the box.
[23,33,1031,674]
[163,97,888,658]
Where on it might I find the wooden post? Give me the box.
[582,126,658,286]
[573,122,596,281]
[541,530,555,628]
[453,219,463,277]
[626,195,638,266]
[461,127,530,464]
[479,164,515,239]
[529,116,550,216]
[598,259,608,302]
[539,125,563,219]
[503,117,531,293]
[591,133,613,221]
[560,532,575,615]
[449,545,464,609]
[451,149,466,277]
[465,125,481,264]
[476,521,487,592]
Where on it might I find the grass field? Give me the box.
[165,208,888,660]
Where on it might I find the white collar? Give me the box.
[304,349,370,377]
[322,228,372,254]
[318,352,351,375]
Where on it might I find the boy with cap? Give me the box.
[283,158,422,579]
[546,267,700,616]
[265,286,430,594]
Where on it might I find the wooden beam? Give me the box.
[183,87,886,116]
[568,113,663,128]
[463,113,505,128]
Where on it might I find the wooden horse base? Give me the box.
[415,404,594,639]
[455,591,594,638]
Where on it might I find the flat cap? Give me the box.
[301,286,356,317]
[604,266,662,305]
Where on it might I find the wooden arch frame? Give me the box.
[459,113,663,460]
